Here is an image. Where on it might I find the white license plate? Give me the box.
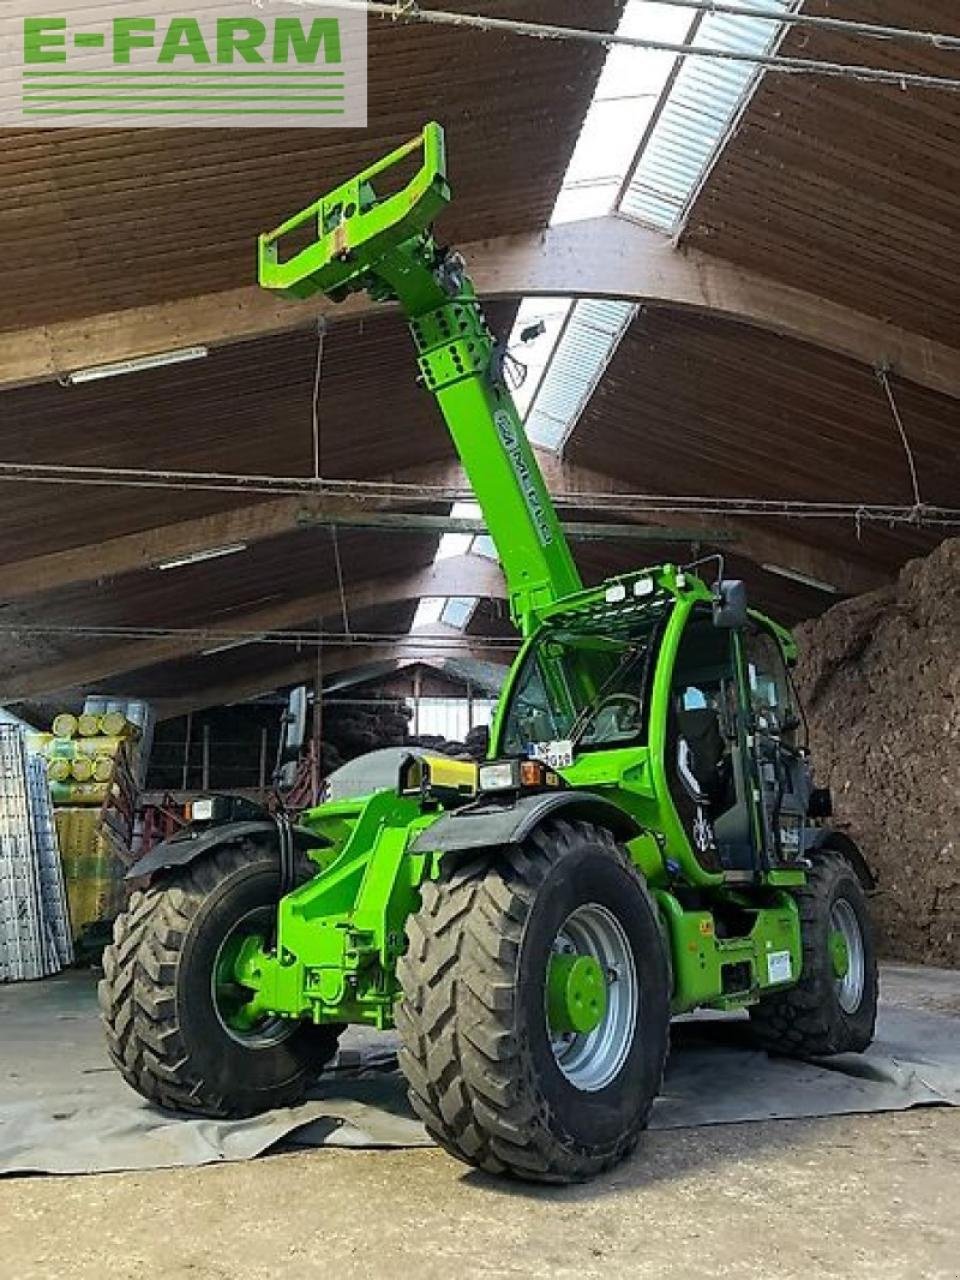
[767,950,792,984]
[530,739,574,770]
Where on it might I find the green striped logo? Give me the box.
[6,2,367,127]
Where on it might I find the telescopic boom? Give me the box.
[258,122,582,633]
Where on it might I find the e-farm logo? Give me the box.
[1,1,367,127]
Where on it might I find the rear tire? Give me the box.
[749,848,878,1056]
[99,842,342,1117]
[396,820,671,1183]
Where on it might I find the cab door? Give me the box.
[737,623,806,870]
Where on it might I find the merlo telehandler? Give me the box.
[101,124,878,1183]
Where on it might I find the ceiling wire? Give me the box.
[876,365,924,517]
[0,622,519,651]
[311,317,327,480]
[0,459,955,526]
[286,0,960,94]
[330,526,352,637]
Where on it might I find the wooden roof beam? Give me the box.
[537,453,889,598]
[0,458,460,603]
[0,446,886,610]
[0,457,725,605]
[5,554,508,700]
[4,216,960,402]
[152,634,512,722]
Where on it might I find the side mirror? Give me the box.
[278,685,308,765]
[713,579,748,629]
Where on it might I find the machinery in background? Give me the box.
[101,124,878,1183]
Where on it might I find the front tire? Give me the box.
[98,842,342,1117]
[749,848,878,1056]
[396,820,671,1183]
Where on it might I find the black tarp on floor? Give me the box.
[2,965,959,1176]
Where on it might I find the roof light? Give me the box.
[157,543,248,571]
[605,583,628,603]
[761,564,840,595]
[61,346,209,385]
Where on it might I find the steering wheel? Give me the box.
[582,693,643,741]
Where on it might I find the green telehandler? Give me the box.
[101,124,878,1183]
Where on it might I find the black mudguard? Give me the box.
[409,790,642,856]
[125,819,330,881]
[808,827,877,890]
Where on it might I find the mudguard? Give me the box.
[809,827,877,890]
[409,790,641,855]
[125,819,330,881]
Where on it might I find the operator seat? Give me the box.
[675,707,728,810]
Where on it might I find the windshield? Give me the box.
[499,623,661,758]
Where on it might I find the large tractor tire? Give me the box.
[396,819,671,1183]
[99,842,342,1117]
[749,847,878,1057]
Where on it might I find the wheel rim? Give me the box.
[211,906,294,1048]
[830,898,865,1015]
[545,902,638,1093]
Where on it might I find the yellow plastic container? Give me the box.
[77,712,101,737]
[47,757,72,782]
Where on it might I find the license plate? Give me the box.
[530,739,574,770]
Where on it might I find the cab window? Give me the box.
[743,625,796,739]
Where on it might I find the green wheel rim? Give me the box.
[547,952,608,1035]
[545,902,638,1093]
[211,906,293,1047]
[830,898,865,1015]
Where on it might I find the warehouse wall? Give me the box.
[794,537,960,967]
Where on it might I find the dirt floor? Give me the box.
[2,1108,958,1280]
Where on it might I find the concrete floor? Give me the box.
[2,1108,958,1280]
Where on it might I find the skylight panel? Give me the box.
[517,0,796,452]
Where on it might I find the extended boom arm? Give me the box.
[258,122,581,632]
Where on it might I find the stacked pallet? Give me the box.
[30,709,140,801]
[29,711,141,943]
[0,726,74,981]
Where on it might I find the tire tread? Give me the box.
[749,848,878,1057]
[98,842,339,1117]
[396,819,669,1182]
